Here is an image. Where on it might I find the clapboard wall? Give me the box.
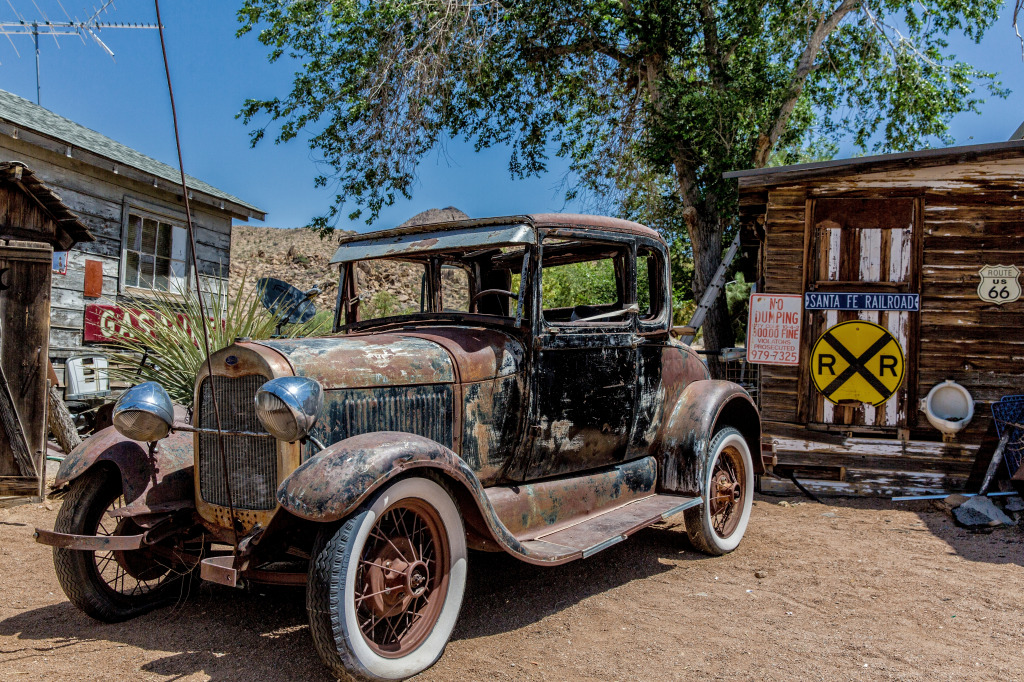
[733,145,1024,496]
[0,134,236,364]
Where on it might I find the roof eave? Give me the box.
[724,139,1024,188]
[0,120,265,221]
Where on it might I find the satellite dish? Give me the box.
[258,277,318,326]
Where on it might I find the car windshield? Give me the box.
[336,245,529,329]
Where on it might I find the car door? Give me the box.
[509,233,639,481]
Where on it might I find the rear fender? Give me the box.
[659,380,762,496]
[276,431,528,555]
[53,424,195,517]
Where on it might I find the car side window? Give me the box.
[540,238,628,325]
[637,245,665,322]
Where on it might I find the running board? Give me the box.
[518,494,701,564]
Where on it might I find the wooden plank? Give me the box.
[0,477,41,496]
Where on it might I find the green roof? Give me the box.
[0,88,263,216]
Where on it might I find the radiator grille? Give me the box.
[306,385,454,458]
[197,374,278,510]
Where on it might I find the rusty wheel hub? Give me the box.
[355,499,450,657]
[709,446,746,539]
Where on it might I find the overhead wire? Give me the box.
[152,0,240,554]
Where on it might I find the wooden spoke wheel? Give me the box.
[685,427,754,556]
[307,477,467,681]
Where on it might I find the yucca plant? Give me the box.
[101,273,331,408]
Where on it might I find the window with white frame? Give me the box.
[122,209,188,293]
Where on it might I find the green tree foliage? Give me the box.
[237,0,1005,353]
[542,259,618,309]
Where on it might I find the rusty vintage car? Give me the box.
[38,214,766,681]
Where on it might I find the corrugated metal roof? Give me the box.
[0,88,263,216]
[724,139,1024,186]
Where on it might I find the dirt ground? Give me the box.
[1,494,1022,681]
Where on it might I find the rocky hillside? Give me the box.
[229,207,469,319]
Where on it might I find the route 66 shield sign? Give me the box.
[977,265,1021,305]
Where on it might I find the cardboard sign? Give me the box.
[746,294,802,366]
[804,292,919,311]
[977,265,1021,305]
[810,320,905,406]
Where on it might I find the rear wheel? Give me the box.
[307,476,467,681]
[52,467,190,622]
[684,427,754,555]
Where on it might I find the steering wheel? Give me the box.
[470,288,517,313]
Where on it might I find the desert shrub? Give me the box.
[102,275,330,408]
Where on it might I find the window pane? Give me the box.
[141,218,158,253]
[125,250,140,287]
[157,222,173,258]
[127,214,142,250]
[170,259,187,293]
[171,226,188,261]
[154,257,171,291]
[139,255,155,289]
[542,259,618,308]
[634,251,651,313]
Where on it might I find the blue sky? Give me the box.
[1,1,1022,232]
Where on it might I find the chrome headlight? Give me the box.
[112,382,175,442]
[254,376,323,442]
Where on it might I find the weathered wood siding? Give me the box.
[0,136,233,362]
[748,157,1024,495]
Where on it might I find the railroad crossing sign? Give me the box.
[809,320,905,406]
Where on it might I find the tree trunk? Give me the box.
[688,207,735,378]
[47,382,81,455]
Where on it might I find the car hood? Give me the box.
[256,327,523,389]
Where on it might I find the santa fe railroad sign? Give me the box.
[809,320,905,406]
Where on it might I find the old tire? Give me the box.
[52,466,186,622]
[307,476,467,681]
[684,427,754,556]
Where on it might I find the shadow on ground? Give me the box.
[0,524,699,681]
[761,491,1024,567]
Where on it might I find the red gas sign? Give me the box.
[83,304,204,344]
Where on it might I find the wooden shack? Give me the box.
[0,161,92,498]
[0,88,265,379]
[728,140,1024,496]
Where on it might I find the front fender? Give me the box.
[277,431,531,556]
[54,424,195,516]
[659,380,762,496]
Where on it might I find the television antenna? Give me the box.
[0,1,160,105]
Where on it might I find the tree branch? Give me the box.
[752,0,862,167]
[698,0,727,89]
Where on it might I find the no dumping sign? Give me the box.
[746,294,802,366]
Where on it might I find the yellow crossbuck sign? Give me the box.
[810,320,905,406]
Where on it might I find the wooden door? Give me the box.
[0,244,52,497]
[801,197,921,430]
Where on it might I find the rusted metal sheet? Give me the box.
[659,380,762,496]
[486,457,656,538]
[399,328,524,382]
[258,336,454,388]
[331,223,535,263]
[53,421,195,515]
[34,528,144,550]
[460,375,523,485]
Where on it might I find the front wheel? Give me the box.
[307,476,468,681]
[684,427,754,555]
[52,467,190,622]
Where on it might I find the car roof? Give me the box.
[330,213,664,264]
